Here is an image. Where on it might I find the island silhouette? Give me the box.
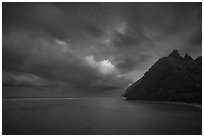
[123,50,202,104]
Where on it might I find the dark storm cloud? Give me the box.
[2,31,35,72]
[2,31,130,88]
[3,47,25,72]
[115,54,152,73]
[3,2,104,40]
[3,3,68,39]
[116,2,202,50]
[2,71,62,87]
[112,32,144,47]
[161,3,202,37]
[188,29,202,47]
[132,3,201,35]
[2,2,202,86]
[84,23,104,37]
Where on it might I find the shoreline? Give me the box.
[123,98,202,109]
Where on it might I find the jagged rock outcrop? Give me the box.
[123,50,202,104]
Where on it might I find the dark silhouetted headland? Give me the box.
[123,50,202,104]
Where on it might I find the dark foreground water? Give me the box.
[3,97,202,135]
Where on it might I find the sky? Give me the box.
[2,2,202,90]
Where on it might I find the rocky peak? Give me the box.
[184,53,193,61]
[168,50,182,59]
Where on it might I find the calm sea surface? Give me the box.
[2,87,202,135]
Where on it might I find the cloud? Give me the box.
[3,71,63,87]
[2,30,130,89]
[54,39,73,52]
[188,28,202,47]
[83,22,105,37]
[3,3,106,41]
[85,55,115,75]
[112,32,141,47]
[2,2,202,87]
[114,54,152,73]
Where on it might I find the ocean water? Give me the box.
[2,87,202,135]
[2,87,125,98]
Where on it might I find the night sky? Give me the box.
[2,2,202,89]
